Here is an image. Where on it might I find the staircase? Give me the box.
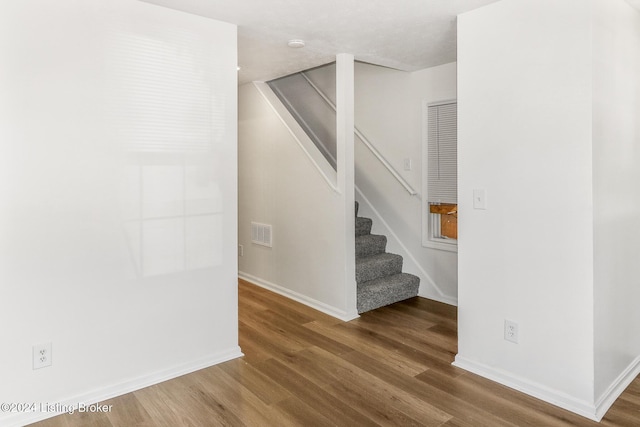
[355,201,420,313]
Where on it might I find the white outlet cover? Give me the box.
[504,320,519,344]
[33,342,52,370]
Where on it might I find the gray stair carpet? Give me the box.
[355,217,372,237]
[355,201,419,314]
[355,234,387,257]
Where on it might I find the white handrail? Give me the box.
[300,72,418,197]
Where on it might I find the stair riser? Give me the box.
[357,274,420,314]
[355,235,386,257]
[355,217,372,237]
[356,257,402,283]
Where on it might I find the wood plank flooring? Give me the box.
[31,279,640,426]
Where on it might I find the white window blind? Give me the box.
[427,102,457,204]
[108,26,226,152]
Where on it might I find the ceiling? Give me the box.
[140,0,502,84]
[141,0,640,85]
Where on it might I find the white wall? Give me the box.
[238,80,357,321]
[306,62,459,304]
[0,1,239,425]
[456,0,597,416]
[592,0,640,403]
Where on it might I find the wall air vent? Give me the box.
[251,222,273,247]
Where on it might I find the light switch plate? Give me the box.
[473,189,487,210]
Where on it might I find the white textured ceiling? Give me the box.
[141,0,640,84]
[141,0,501,84]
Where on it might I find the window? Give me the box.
[422,100,457,252]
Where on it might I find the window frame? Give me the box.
[422,99,458,253]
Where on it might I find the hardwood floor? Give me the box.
[32,279,640,426]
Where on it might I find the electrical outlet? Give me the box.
[504,320,519,344]
[238,244,244,257]
[33,342,52,369]
[403,158,412,171]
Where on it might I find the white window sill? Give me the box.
[423,239,458,253]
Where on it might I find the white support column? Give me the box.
[336,53,358,317]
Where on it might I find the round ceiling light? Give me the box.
[287,39,305,48]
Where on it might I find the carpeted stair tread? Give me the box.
[357,273,420,313]
[355,217,373,237]
[355,234,387,257]
[356,253,403,283]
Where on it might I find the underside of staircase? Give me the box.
[355,201,419,313]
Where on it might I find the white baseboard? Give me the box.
[418,289,458,306]
[595,355,640,420]
[239,272,360,322]
[5,347,243,427]
[453,355,599,421]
